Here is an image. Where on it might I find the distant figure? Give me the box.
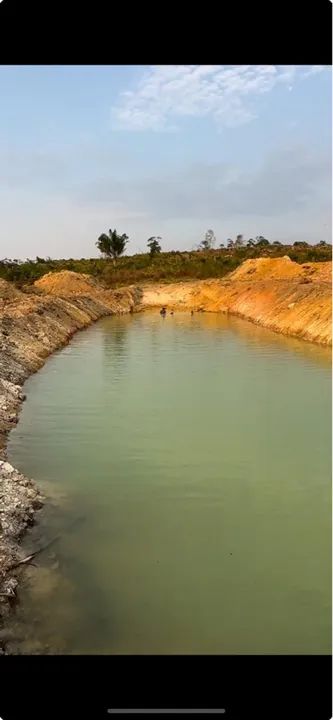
[191,310,194,315]
[160,307,167,316]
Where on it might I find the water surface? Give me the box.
[8,312,332,654]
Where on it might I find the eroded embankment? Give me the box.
[0,273,142,636]
[0,257,331,644]
[141,257,332,346]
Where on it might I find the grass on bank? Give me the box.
[0,243,331,290]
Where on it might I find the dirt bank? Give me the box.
[141,257,332,346]
[0,258,331,646]
[0,274,142,642]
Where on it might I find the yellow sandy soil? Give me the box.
[35,270,104,296]
[0,258,331,348]
[141,258,332,346]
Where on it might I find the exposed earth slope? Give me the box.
[141,257,332,345]
[0,258,331,645]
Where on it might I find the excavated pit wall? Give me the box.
[0,258,331,647]
[0,281,142,642]
[141,258,332,346]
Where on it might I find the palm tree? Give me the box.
[96,228,128,266]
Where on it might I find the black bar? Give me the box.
[0,655,331,719]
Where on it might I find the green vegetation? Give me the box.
[0,238,331,289]
[147,237,162,256]
[96,228,128,266]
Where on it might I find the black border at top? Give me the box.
[0,0,332,64]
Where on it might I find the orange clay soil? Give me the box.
[141,257,332,346]
[0,258,330,621]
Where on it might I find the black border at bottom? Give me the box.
[0,655,331,719]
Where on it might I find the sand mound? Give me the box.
[34,271,101,297]
[229,257,302,281]
[228,257,332,283]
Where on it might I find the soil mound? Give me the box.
[229,257,331,283]
[34,271,102,297]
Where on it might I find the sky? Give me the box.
[0,64,331,259]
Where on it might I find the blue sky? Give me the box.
[0,65,331,259]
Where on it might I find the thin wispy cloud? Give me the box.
[112,65,329,131]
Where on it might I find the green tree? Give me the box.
[96,228,128,265]
[247,238,256,247]
[256,236,270,247]
[227,238,234,250]
[147,236,162,256]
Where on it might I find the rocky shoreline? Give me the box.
[0,380,44,633]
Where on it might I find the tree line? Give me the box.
[96,230,162,264]
[0,229,331,288]
[95,226,330,263]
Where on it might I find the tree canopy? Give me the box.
[96,229,128,264]
[255,236,270,247]
[147,236,162,256]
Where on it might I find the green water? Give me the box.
[8,312,332,654]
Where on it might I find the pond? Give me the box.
[8,311,332,654]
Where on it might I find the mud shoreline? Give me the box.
[0,259,331,650]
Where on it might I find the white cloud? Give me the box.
[112,65,330,131]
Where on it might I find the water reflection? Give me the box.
[101,315,131,372]
[199,311,331,368]
[138,309,331,368]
